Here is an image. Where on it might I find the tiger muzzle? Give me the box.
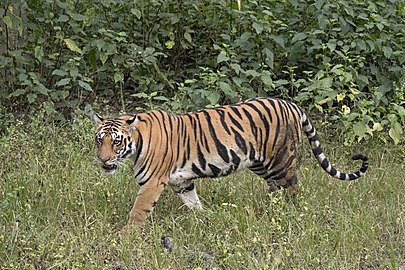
[102,163,118,173]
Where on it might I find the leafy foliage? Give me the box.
[0,0,404,143]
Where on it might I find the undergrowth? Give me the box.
[0,114,404,269]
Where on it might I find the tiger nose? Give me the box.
[98,156,110,163]
[97,152,112,163]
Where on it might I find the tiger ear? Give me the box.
[126,115,137,134]
[126,115,137,125]
[93,113,104,125]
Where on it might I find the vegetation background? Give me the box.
[0,0,404,269]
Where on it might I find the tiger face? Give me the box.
[93,113,137,173]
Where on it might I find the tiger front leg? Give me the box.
[126,180,166,228]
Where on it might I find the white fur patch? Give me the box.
[177,189,203,209]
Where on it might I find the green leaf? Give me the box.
[58,15,69,22]
[114,72,124,83]
[184,32,192,44]
[207,91,220,105]
[337,93,345,102]
[262,48,274,69]
[71,13,86,21]
[230,63,243,75]
[291,32,307,43]
[52,69,67,77]
[132,93,149,98]
[219,82,233,96]
[270,35,285,48]
[274,79,289,86]
[44,101,55,115]
[382,46,393,58]
[327,39,337,51]
[34,46,44,60]
[261,71,273,86]
[245,70,260,77]
[2,16,12,29]
[100,52,108,64]
[389,126,401,145]
[393,121,403,135]
[84,104,93,115]
[56,78,71,86]
[165,40,175,49]
[27,93,37,103]
[252,22,263,34]
[78,81,92,91]
[217,51,229,63]
[35,83,49,96]
[9,88,26,97]
[95,39,106,50]
[353,122,367,140]
[64,39,83,54]
[130,8,142,19]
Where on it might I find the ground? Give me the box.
[0,115,404,269]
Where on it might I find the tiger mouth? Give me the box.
[102,163,118,173]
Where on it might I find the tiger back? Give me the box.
[94,97,368,228]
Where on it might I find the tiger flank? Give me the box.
[94,97,368,228]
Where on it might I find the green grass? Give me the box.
[0,115,404,269]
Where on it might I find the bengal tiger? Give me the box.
[93,97,368,228]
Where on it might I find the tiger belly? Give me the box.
[168,154,253,186]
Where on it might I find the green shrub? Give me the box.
[0,0,404,143]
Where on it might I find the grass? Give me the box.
[0,114,404,269]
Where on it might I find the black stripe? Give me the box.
[228,112,245,132]
[232,127,247,155]
[308,134,320,142]
[176,118,182,164]
[204,111,229,163]
[263,133,289,171]
[321,158,329,170]
[138,177,149,186]
[181,182,195,193]
[257,98,273,123]
[191,163,205,177]
[194,113,202,145]
[242,108,257,139]
[230,149,241,169]
[208,163,221,177]
[247,100,271,161]
[230,106,243,119]
[268,99,281,154]
[249,142,256,161]
[197,145,206,170]
[217,109,231,135]
[249,162,263,170]
[312,146,323,156]
[265,148,294,180]
[180,137,190,169]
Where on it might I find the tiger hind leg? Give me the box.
[250,162,299,197]
[170,181,203,209]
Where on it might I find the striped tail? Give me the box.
[301,113,368,180]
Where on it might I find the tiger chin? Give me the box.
[93,97,368,229]
[101,163,118,174]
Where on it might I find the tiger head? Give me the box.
[93,113,138,173]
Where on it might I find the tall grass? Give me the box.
[0,114,404,269]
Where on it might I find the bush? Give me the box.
[0,0,404,143]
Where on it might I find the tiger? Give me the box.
[93,97,368,228]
